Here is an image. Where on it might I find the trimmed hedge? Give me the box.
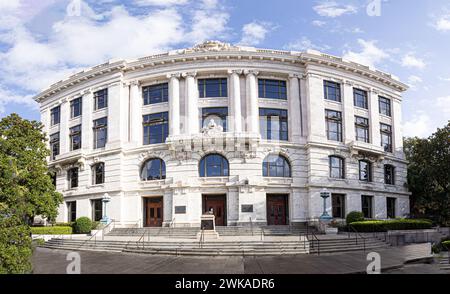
[73,217,92,234]
[349,219,433,232]
[443,241,450,249]
[346,211,365,224]
[31,226,72,235]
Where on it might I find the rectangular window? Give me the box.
[198,78,228,98]
[380,123,393,152]
[324,80,341,102]
[379,96,391,116]
[329,156,345,179]
[70,97,82,118]
[143,112,169,145]
[202,107,228,131]
[92,163,105,185]
[386,197,396,219]
[92,199,103,222]
[69,125,82,151]
[93,117,107,149]
[143,83,168,105]
[50,106,60,126]
[355,116,370,143]
[384,165,395,185]
[259,108,288,141]
[361,196,373,219]
[49,132,60,160]
[67,201,76,223]
[354,88,368,109]
[94,89,108,110]
[332,194,346,218]
[67,168,78,189]
[359,160,372,182]
[325,110,343,142]
[258,79,287,100]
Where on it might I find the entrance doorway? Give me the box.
[202,195,227,226]
[266,194,289,225]
[144,197,163,227]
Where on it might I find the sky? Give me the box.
[0,0,449,138]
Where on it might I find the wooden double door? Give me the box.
[144,197,163,227]
[203,195,227,226]
[267,194,289,226]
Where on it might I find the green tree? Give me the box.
[404,122,450,225]
[0,113,63,273]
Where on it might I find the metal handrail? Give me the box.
[199,229,205,248]
[137,229,147,250]
[260,228,264,241]
[78,220,114,249]
[308,230,320,255]
[249,217,254,236]
[101,219,115,241]
[348,225,366,251]
[169,218,176,238]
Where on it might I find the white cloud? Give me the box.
[438,76,450,82]
[342,39,389,68]
[401,53,426,69]
[284,37,330,52]
[134,0,189,6]
[186,0,229,43]
[313,1,357,18]
[239,21,272,46]
[436,96,450,114]
[403,112,433,138]
[0,87,36,114]
[312,20,326,27]
[433,13,450,32]
[407,75,423,90]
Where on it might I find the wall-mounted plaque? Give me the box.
[175,206,186,214]
[241,205,253,213]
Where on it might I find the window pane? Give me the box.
[258,79,287,100]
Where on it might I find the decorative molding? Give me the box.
[244,69,259,76]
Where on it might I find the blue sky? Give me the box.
[0,0,449,137]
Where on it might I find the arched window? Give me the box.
[199,154,229,177]
[262,155,291,178]
[141,158,166,181]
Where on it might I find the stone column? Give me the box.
[81,89,93,151]
[229,70,242,133]
[129,80,142,146]
[245,70,259,134]
[59,99,70,153]
[369,89,381,148]
[289,74,301,143]
[343,80,355,144]
[184,72,199,135]
[168,73,181,137]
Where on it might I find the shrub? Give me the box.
[346,211,365,224]
[91,221,100,230]
[73,217,92,234]
[443,241,450,251]
[54,222,74,227]
[31,226,72,235]
[349,219,433,232]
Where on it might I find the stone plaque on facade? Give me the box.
[175,206,186,214]
[241,205,254,213]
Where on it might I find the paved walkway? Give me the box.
[32,243,434,274]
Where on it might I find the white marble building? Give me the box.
[35,41,410,228]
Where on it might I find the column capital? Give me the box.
[343,79,354,86]
[288,73,300,79]
[80,88,92,96]
[228,69,243,75]
[182,71,197,78]
[124,80,140,87]
[167,72,182,80]
[244,69,259,76]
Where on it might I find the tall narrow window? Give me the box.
[92,199,103,222]
[384,164,395,185]
[325,110,342,142]
[380,123,393,152]
[93,117,107,149]
[67,201,77,223]
[49,132,60,160]
[332,194,346,218]
[329,156,345,179]
[143,112,169,145]
[143,83,168,105]
[379,96,391,116]
[359,160,372,182]
[141,158,166,181]
[324,80,341,102]
[259,108,288,141]
[94,89,108,110]
[198,78,228,98]
[258,79,287,100]
[50,106,60,126]
[354,88,368,109]
[69,125,82,151]
[355,116,370,143]
[386,197,396,219]
[70,97,82,118]
[67,168,78,189]
[262,155,291,178]
[199,154,229,177]
[92,163,105,185]
[361,196,373,219]
[202,107,228,131]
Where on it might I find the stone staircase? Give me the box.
[438,254,450,271]
[107,227,199,239]
[309,236,390,255]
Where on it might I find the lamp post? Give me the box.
[319,188,332,221]
[101,193,112,225]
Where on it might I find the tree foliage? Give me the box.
[404,122,450,225]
